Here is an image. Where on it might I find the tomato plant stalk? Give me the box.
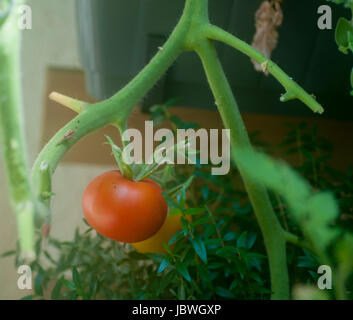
[195,40,289,299]
[0,0,35,259]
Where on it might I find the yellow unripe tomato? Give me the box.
[131,213,192,254]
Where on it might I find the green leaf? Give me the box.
[224,232,237,241]
[176,188,186,208]
[158,258,171,273]
[335,17,353,54]
[191,216,213,227]
[326,0,353,9]
[205,238,224,248]
[168,230,185,246]
[184,208,205,215]
[162,242,174,256]
[175,262,191,282]
[229,279,238,290]
[167,176,194,198]
[248,253,265,272]
[51,279,63,300]
[247,233,257,249]
[236,232,248,248]
[216,246,238,260]
[298,254,317,269]
[168,208,182,216]
[146,253,168,263]
[304,192,339,251]
[105,135,133,180]
[88,280,99,299]
[178,282,186,300]
[190,237,207,263]
[201,185,209,200]
[44,250,56,265]
[61,278,76,291]
[197,264,211,285]
[0,250,16,258]
[236,232,256,249]
[34,274,43,296]
[159,270,177,294]
[180,216,191,234]
[215,287,236,298]
[72,268,81,287]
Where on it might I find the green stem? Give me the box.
[195,39,289,300]
[283,230,314,252]
[0,0,35,258]
[205,205,225,247]
[203,25,324,114]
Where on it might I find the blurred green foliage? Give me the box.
[327,0,353,9]
[327,0,353,94]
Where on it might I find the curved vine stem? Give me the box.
[203,24,324,114]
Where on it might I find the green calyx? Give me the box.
[105,136,134,181]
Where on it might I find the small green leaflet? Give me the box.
[158,258,171,273]
[335,17,353,54]
[175,262,191,282]
[190,237,207,263]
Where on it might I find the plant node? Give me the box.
[280,91,297,102]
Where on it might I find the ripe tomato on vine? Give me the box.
[82,170,168,243]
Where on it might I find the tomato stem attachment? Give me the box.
[105,136,134,181]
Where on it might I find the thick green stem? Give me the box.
[195,39,289,299]
[0,0,35,259]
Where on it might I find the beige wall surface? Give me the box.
[0,0,112,300]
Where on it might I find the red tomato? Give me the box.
[82,170,168,243]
